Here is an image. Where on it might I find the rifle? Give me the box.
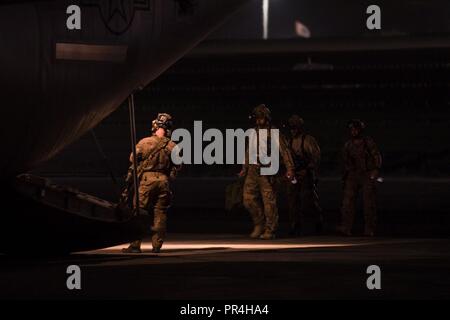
[119,166,139,210]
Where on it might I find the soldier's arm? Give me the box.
[304,135,321,171]
[367,138,382,169]
[168,141,182,180]
[244,143,249,169]
[239,140,249,177]
[342,142,351,177]
[170,164,182,180]
[129,139,146,163]
[279,133,295,174]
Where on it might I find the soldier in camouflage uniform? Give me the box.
[337,119,382,237]
[239,104,295,240]
[123,113,181,253]
[286,115,323,236]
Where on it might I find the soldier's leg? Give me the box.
[305,175,324,234]
[286,181,301,234]
[151,178,171,252]
[362,176,377,236]
[122,178,153,253]
[339,175,359,235]
[243,170,265,237]
[259,176,278,238]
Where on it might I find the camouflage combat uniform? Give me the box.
[128,134,180,251]
[286,132,323,235]
[340,136,382,236]
[242,125,295,239]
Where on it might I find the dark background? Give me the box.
[210,0,450,39]
[36,49,450,178]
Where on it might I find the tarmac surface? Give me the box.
[1,234,449,299]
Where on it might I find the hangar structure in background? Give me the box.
[0,0,250,254]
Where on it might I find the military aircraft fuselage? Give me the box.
[0,0,248,178]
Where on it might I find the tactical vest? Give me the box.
[141,137,172,175]
[346,137,378,172]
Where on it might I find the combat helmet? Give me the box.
[250,104,272,121]
[347,119,366,131]
[152,113,173,137]
[288,114,305,129]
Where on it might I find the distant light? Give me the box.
[295,20,311,38]
[263,0,269,39]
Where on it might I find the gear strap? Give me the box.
[138,138,171,175]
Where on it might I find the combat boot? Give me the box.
[152,247,161,253]
[122,245,142,254]
[250,225,264,239]
[260,230,276,240]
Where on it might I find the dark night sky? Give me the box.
[210,0,450,39]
